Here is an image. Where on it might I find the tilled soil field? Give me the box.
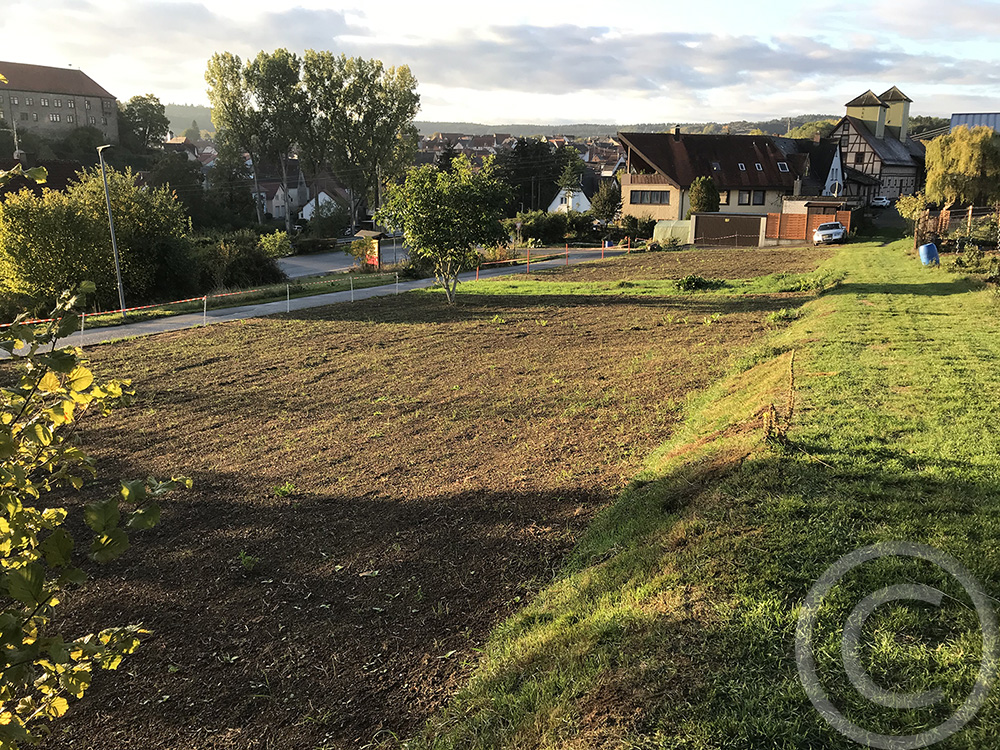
[528,245,832,282]
[43,249,826,749]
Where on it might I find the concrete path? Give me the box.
[277,237,410,278]
[10,248,624,353]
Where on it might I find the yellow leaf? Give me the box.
[38,372,61,393]
[48,696,69,718]
[66,366,93,392]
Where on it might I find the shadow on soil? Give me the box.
[418,441,1000,749]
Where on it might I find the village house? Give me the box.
[0,61,119,143]
[827,87,925,201]
[617,129,799,221]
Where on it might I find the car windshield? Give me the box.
[817,223,841,231]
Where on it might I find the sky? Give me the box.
[3,0,1000,125]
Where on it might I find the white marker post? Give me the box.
[286,284,290,313]
[203,296,208,327]
[350,276,354,302]
[395,273,399,295]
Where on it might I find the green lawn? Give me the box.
[405,240,1000,749]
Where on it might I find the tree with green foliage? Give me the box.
[118,94,170,151]
[248,49,307,234]
[182,120,201,142]
[0,286,190,747]
[785,119,837,140]
[895,192,928,236]
[436,140,459,173]
[909,115,950,137]
[0,165,188,309]
[925,125,1000,208]
[590,179,621,225]
[206,52,266,224]
[556,157,585,209]
[149,151,208,226]
[302,52,419,228]
[689,175,721,213]
[205,132,255,224]
[377,155,509,303]
[496,137,556,214]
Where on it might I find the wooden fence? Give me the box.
[765,211,853,240]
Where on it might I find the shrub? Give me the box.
[675,274,724,291]
[258,230,292,258]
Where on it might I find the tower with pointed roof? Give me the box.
[845,90,888,139]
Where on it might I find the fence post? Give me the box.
[602,241,605,259]
[203,296,208,327]
[968,205,974,234]
[526,247,530,274]
[628,236,631,251]
[350,276,354,302]
[565,243,569,265]
[476,265,480,281]
[286,284,290,313]
[396,272,399,295]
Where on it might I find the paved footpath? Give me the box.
[10,248,624,353]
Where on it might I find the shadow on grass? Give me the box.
[826,278,978,297]
[411,444,1000,749]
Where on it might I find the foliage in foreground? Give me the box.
[0,286,190,748]
[377,155,509,303]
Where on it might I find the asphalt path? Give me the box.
[277,237,410,278]
[5,248,625,354]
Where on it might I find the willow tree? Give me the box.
[925,125,1000,208]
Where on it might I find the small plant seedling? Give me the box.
[273,480,296,497]
[238,549,261,571]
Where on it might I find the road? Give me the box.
[5,247,625,354]
[277,236,410,278]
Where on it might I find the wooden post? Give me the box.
[526,247,530,274]
[565,244,569,265]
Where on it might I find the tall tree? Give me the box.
[247,49,307,234]
[689,175,721,213]
[206,52,266,224]
[556,158,585,209]
[304,53,419,228]
[300,50,343,222]
[437,140,459,173]
[376,155,509,304]
[925,125,1000,208]
[496,137,556,214]
[590,178,622,225]
[182,119,201,142]
[118,94,170,151]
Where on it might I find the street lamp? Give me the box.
[96,144,126,320]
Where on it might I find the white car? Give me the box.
[870,196,892,208]
[813,222,847,245]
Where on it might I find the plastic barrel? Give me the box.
[918,243,940,266]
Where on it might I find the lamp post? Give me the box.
[96,145,126,320]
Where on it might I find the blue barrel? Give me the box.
[918,243,940,266]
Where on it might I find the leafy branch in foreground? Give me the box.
[0,284,190,748]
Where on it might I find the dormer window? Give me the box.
[755,163,763,171]
[777,162,789,172]
[738,163,746,171]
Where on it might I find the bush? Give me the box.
[0,166,188,310]
[189,230,286,291]
[675,274,724,291]
[619,213,656,240]
[258,230,292,259]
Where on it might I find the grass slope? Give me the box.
[407,240,1000,749]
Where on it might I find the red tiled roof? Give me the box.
[618,132,799,190]
[0,61,115,99]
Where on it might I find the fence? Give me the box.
[764,211,853,240]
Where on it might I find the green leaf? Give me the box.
[7,564,45,607]
[24,423,53,446]
[56,314,81,339]
[126,503,160,531]
[90,528,129,563]
[40,528,74,568]
[120,479,147,503]
[23,166,47,185]
[59,666,91,699]
[78,280,96,295]
[60,567,87,586]
[83,498,120,534]
[39,349,77,374]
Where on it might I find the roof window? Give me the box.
[738,163,746,171]
[777,162,789,172]
[755,163,763,171]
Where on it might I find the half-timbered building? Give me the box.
[827,87,925,202]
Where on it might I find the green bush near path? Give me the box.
[408,241,1000,748]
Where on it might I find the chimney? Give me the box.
[673,125,681,141]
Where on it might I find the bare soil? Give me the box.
[43,249,826,749]
[529,246,832,282]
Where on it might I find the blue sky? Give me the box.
[3,0,999,124]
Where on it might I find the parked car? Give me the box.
[813,222,847,245]
[870,195,892,208]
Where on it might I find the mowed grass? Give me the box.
[404,241,1000,749]
[40,247,824,749]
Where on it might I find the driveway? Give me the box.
[278,236,409,278]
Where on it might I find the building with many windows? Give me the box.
[0,61,118,144]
